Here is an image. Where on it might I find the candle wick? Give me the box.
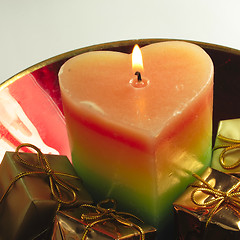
[135,71,142,82]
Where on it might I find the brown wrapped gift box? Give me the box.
[0,150,92,240]
[52,200,156,240]
[173,167,240,240]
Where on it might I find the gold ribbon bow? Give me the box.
[191,173,240,227]
[80,199,145,240]
[213,134,240,169]
[0,143,81,209]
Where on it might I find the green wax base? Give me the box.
[72,145,212,237]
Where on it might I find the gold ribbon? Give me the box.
[0,143,82,209]
[191,173,240,227]
[80,199,145,240]
[213,134,240,169]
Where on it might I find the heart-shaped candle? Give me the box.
[59,41,213,234]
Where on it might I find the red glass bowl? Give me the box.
[1,39,240,161]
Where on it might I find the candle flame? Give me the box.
[132,44,143,72]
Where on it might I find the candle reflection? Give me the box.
[0,88,58,162]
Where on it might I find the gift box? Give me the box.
[173,167,240,239]
[212,118,240,176]
[0,144,93,240]
[51,199,156,240]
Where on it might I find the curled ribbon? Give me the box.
[80,199,145,240]
[213,134,240,169]
[191,173,240,227]
[0,143,82,209]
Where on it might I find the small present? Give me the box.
[212,118,240,176]
[0,143,93,240]
[173,167,240,239]
[51,199,156,240]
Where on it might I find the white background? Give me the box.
[1,0,240,83]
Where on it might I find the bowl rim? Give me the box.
[1,38,240,90]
